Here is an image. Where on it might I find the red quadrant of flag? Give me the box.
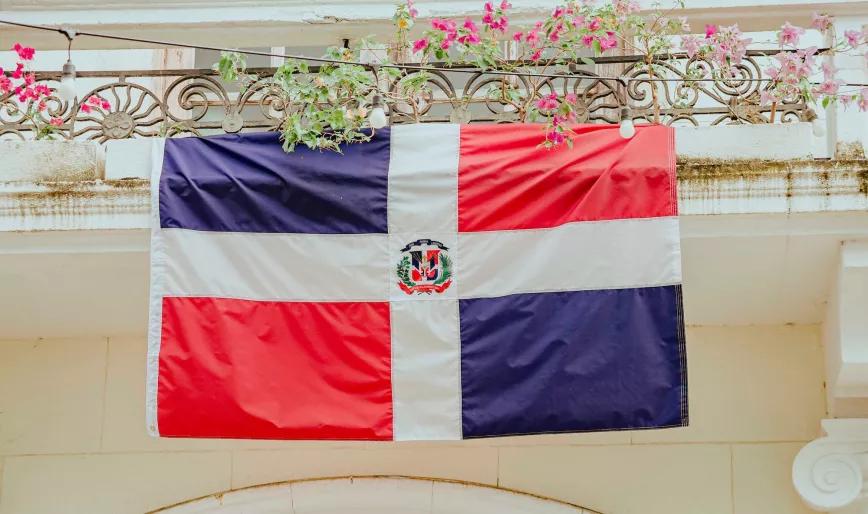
[157,297,393,440]
[457,124,676,232]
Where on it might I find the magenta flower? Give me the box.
[483,1,493,12]
[581,34,596,47]
[546,129,566,145]
[552,6,565,18]
[844,29,861,48]
[463,18,478,32]
[512,31,523,42]
[440,39,452,50]
[778,22,805,47]
[500,0,510,9]
[705,24,718,38]
[564,93,578,105]
[600,32,618,50]
[412,38,429,53]
[12,43,35,61]
[530,49,542,61]
[588,17,601,31]
[810,13,834,32]
[525,30,539,45]
[49,117,63,127]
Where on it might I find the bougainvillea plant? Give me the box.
[212,0,868,152]
[1,44,111,140]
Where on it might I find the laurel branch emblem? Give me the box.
[396,238,453,295]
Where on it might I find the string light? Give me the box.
[368,94,388,129]
[1,19,865,88]
[618,106,635,139]
[55,27,77,103]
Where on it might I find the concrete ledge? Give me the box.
[675,123,814,161]
[103,123,819,181]
[0,140,104,182]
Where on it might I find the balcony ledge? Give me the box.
[0,123,866,232]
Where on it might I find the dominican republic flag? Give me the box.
[147,123,687,441]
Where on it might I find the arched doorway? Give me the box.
[149,475,602,514]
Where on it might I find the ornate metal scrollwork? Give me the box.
[0,52,807,143]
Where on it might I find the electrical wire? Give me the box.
[1,18,866,87]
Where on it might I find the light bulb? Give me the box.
[368,94,388,129]
[619,118,635,139]
[811,116,825,138]
[369,106,388,129]
[56,59,77,103]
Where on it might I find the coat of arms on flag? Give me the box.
[147,123,687,441]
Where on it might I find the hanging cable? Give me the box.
[0,19,866,87]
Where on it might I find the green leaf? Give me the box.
[580,56,596,66]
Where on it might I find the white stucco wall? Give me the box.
[0,324,826,514]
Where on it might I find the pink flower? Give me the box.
[80,103,92,114]
[549,30,560,42]
[512,31,523,42]
[810,13,834,33]
[681,35,701,58]
[37,100,46,112]
[412,38,429,52]
[859,88,868,112]
[406,0,418,19]
[500,0,510,9]
[101,99,111,110]
[431,18,451,31]
[49,117,63,127]
[11,63,23,79]
[458,33,481,45]
[440,39,452,50]
[12,43,35,61]
[614,0,640,18]
[844,29,861,48]
[821,60,837,80]
[552,6,565,18]
[483,1,493,12]
[581,34,596,47]
[705,24,718,38]
[600,32,618,50]
[463,18,478,33]
[530,49,543,61]
[778,22,805,47]
[815,79,842,95]
[525,30,539,45]
[0,76,10,94]
[482,12,494,24]
[23,72,35,86]
[588,17,601,31]
[34,84,51,96]
[87,95,102,106]
[564,93,578,105]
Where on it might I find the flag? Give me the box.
[147,123,687,441]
